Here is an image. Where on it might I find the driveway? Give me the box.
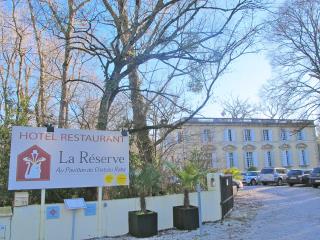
[236,185,320,240]
[102,185,320,240]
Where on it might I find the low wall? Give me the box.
[0,189,221,240]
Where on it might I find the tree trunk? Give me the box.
[27,0,46,126]
[58,41,71,128]
[129,68,154,163]
[184,189,190,208]
[140,192,146,213]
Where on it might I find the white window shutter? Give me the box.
[243,153,247,168]
[212,152,218,168]
[281,151,287,167]
[251,129,255,141]
[305,150,310,165]
[264,152,269,167]
[232,129,236,142]
[234,152,238,168]
[299,150,304,166]
[224,129,228,141]
[269,129,273,141]
[302,130,306,140]
[253,152,258,167]
[226,152,230,168]
[243,129,246,141]
[271,151,275,167]
[288,150,292,166]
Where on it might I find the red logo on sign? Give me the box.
[16,145,51,181]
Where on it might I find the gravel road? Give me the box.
[103,185,320,240]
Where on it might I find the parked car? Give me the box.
[259,167,288,186]
[243,171,260,185]
[286,169,312,186]
[309,167,320,188]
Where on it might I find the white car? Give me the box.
[260,167,288,186]
[243,171,260,185]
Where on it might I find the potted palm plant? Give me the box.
[168,160,205,230]
[128,162,161,238]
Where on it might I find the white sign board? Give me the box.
[64,198,86,210]
[8,126,129,190]
[14,192,29,206]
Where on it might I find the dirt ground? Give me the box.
[103,185,320,240]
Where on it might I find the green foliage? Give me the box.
[167,161,204,190]
[224,167,242,180]
[247,166,258,171]
[134,163,161,195]
[167,158,207,208]
[130,153,162,212]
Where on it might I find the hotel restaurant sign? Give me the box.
[8,126,129,190]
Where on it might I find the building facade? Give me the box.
[162,118,319,171]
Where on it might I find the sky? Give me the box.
[199,47,273,118]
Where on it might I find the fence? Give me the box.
[0,174,228,240]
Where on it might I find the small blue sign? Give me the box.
[84,203,96,216]
[46,206,60,220]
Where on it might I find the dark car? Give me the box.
[309,167,320,188]
[286,169,312,186]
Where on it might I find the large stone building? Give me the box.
[162,118,319,171]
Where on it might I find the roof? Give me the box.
[180,117,315,127]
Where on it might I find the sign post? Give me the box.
[97,186,103,238]
[64,198,87,240]
[39,189,46,240]
[197,183,203,237]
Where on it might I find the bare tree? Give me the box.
[259,83,295,119]
[0,0,34,125]
[27,0,47,126]
[39,0,91,128]
[221,95,257,118]
[73,0,266,163]
[264,0,320,121]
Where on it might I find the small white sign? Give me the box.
[14,192,29,207]
[0,224,5,238]
[8,127,129,190]
[64,198,87,210]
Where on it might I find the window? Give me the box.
[211,152,217,168]
[284,150,290,166]
[261,168,273,174]
[280,129,288,141]
[202,129,212,143]
[276,169,286,174]
[228,152,234,168]
[299,149,309,166]
[288,170,303,176]
[297,130,303,140]
[224,129,235,142]
[301,149,306,165]
[228,129,233,141]
[266,151,272,167]
[312,168,320,173]
[244,129,252,141]
[263,129,270,141]
[245,152,253,168]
